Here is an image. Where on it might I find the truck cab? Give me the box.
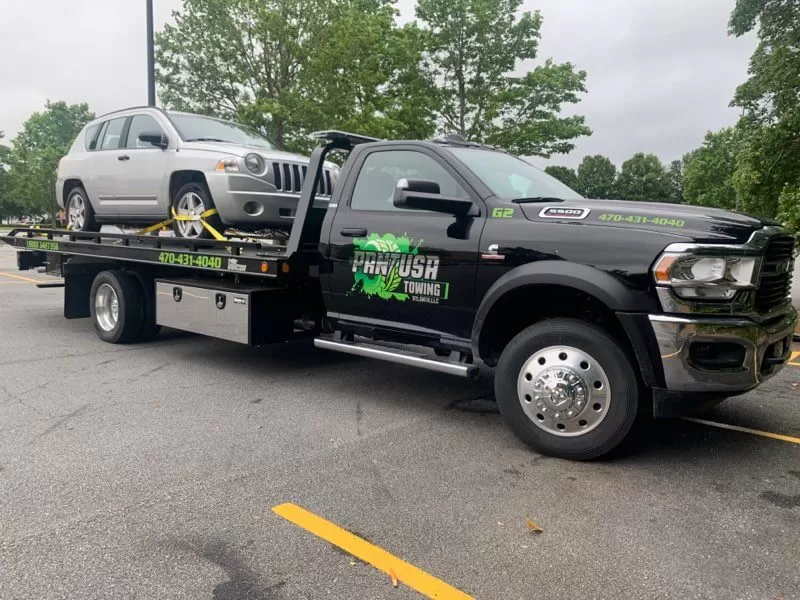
[309,132,797,459]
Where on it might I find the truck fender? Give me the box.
[471,260,656,359]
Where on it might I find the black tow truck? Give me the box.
[3,131,797,459]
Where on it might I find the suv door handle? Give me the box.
[340,228,367,237]
[117,154,130,161]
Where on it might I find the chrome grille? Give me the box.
[271,161,333,196]
[755,235,795,312]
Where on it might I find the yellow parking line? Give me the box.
[0,271,40,283]
[789,351,800,367]
[273,503,473,599]
[682,417,800,444]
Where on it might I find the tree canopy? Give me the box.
[682,128,740,210]
[415,0,590,156]
[4,101,94,217]
[544,166,578,191]
[614,153,673,202]
[576,155,616,199]
[157,0,434,151]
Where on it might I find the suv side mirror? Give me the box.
[138,131,168,149]
[393,179,477,216]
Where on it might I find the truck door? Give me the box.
[326,145,484,341]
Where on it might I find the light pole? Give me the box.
[146,0,156,106]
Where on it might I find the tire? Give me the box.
[171,182,224,239]
[494,318,639,460]
[66,186,99,232]
[89,271,143,344]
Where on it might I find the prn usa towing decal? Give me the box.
[351,233,449,304]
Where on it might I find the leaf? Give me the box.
[384,264,402,293]
[526,518,543,533]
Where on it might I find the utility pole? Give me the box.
[146,0,156,106]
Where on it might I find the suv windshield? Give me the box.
[168,113,278,150]
[447,147,582,200]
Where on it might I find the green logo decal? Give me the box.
[491,207,514,218]
[351,233,450,304]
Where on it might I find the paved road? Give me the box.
[0,245,798,600]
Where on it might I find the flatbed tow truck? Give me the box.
[2,131,797,459]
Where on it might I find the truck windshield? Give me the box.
[447,147,582,200]
[168,113,279,150]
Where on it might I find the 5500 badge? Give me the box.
[350,233,450,304]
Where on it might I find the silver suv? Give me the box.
[56,107,338,238]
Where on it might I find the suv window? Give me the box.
[100,117,127,150]
[84,124,101,151]
[126,114,163,149]
[351,150,466,211]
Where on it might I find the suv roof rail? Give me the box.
[93,105,167,121]
[311,130,382,150]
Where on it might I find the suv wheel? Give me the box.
[494,318,639,460]
[172,182,224,239]
[66,186,98,232]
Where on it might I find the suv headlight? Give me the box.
[653,253,760,300]
[216,157,239,173]
[244,153,266,176]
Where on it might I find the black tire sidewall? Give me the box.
[67,186,98,232]
[495,318,639,460]
[89,271,142,344]
[171,182,222,239]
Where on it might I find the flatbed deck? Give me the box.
[1,227,290,279]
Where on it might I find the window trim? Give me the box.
[347,146,478,214]
[124,114,164,150]
[97,116,130,151]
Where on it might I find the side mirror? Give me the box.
[138,131,168,149]
[393,179,477,216]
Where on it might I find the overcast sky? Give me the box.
[0,0,756,168]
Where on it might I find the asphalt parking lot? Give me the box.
[0,244,798,600]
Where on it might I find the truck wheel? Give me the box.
[129,272,161,342]
[90,271,143,344]
[494,318,639,460]
[171,182,224,239]
[66,186,98,232]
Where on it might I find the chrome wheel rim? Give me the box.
[517,345,611,437]
[175,192,206,238]
[68,194,86,230]
[95,283,119,332]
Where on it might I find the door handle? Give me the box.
[117,154,130,161]
[340,228,367,237]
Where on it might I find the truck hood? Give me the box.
[519,198,773,244]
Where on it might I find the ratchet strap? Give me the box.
[136,207,226,241]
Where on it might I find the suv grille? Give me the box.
[271,161,334,197]
[755,235,796,312]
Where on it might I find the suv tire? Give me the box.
[495,318,639,460]
[66,186,98,232]
[171,182,224,239]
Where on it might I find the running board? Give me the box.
[314,338,480,379]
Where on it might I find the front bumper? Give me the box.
[649,306,797,393]
[205,172,301,227]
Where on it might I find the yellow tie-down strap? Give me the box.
[136,207,226,241]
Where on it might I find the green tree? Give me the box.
[157,0,433,151]
[0,131,18,222]
[544,165,578,190]
[667,159,683,204]
[728,0,800,230]
[4,101,94,218]
[575,155,616,198]
[614,153,673,202]
[414,0,590,157]
[682,128,742,210]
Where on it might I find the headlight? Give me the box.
[216,157,239,173]
[244,153,265,176]
[653,254,760,300]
